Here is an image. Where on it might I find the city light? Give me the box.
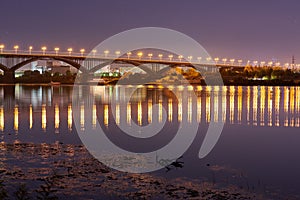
[178,55,183,61]
[222,58,227,65]
[104,50,109,57]
[126,52,132,59]
[41,46,47,55]
[115,50,121,57]
[197,57,202,63]
[67,48,73,55]
[137,52,143,60]
[14,45,19,54]
[80,49,85,56]
[92,49,97,57]
[238,59,242,66]
[54,47,60,55]
[29,46,33,54]
[0,44,4,53]
[158,54,163,61]
[214,57,219,64]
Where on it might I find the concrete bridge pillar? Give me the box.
[78,72,93,84]
[3,71,15,83]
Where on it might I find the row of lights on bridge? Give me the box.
[0,44,298,67]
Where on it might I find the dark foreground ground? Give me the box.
[0,143,272,199]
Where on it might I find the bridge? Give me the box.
[0,48,250,83]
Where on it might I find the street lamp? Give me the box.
[115,50,121,58]
[197,57,202,63]
[222,58,227,65]
[238,59,242,66]
[214,57,219,64]
[275,62,280,67]
[137,52,143,60]
[229,59,235,65]
[41,46,47,55]
[14,45,19,54]
[148,53,153,60]
[0,44,4,53]
[126,52,132,59]
[54,47,59,55]
[80,49,85,56]
[92,49,97,57]
[29,46,33,54]
[260,61,265,67]
[168,54,173,61]
[187,56,193,62]
[253,61,258,66]
[104,50,109,57]
[67,48,73,56]
[178,55,183,62]
[158,54,163,61]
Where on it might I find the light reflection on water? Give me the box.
[0,85,299,135]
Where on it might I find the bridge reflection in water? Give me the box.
[0,85,299,134]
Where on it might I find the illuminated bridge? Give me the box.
[0,49,252,83]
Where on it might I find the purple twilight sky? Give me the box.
[0,0,300,63]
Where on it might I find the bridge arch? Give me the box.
[9,56,89,73]
[0,63,9,72]
[89,60,155,75]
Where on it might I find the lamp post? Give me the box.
[137,52,143,60]
[214,57,219,64]
[197,57,202,63]
[158,54,163,61]
[29,46,33,54]
[0,44,4,53]
[92,49,97,57]
[14,45,19,54]
[54,47,59,55]
[67,48,73,56]
[187,56,193,62]
[104,50,109,57]
[80,49,85,56]
[126,52,132,59]
[178,55,183,62]
[168,54,173,61]
[148,53,153,60]
[253,61,258,66]
[41,46,47,55]
[238,59,242,66]
[260,61,265,67]
[222,58,227,65]
[229,59,235,65]
[115,50,121,58]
